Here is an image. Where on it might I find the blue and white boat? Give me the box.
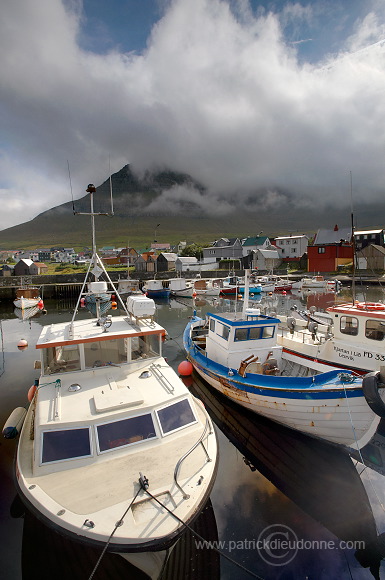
[143,279,171,299]
[183,271,385,450]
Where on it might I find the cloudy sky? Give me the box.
[1,0,385,231]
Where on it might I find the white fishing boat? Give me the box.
[5,183,218,580]
[169,278,195,298]
[143,279,171,299]
[183,271,385,449]
[277,300,385,375]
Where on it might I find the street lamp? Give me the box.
[154,223,161,243]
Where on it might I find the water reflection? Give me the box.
[190,374,385,579]
[2,288,385,579]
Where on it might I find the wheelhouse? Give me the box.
[204,309,282,369]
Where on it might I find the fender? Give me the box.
[362,371,385,418]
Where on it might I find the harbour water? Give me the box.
[1,284,385,579]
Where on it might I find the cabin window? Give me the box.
[249,327,262,340]
[365,320,385,341]
[130,334,160,361]
[84,338,127,367]
[41,427,91,464]
[340,316,358,336]
[261,326,275,339]
[97,414,156,452]
[215,322,230,340]
[43,345,81,374]
[234,328,249,341]
[210,318,215,332]
[157,399,197,435]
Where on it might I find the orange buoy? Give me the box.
[28,381,38,402]
[111,301,117,310]
[17,339,28,351]
[178,360,193,376]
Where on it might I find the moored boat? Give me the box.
[6,182,218,577]
[169,278,195,298]
[277,300,385,375]
[182,271,385,449]
[14,286,43,309]
[143,279,171,299]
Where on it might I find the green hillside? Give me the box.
[0,165,356,250]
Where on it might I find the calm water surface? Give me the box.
[1,285,385,579]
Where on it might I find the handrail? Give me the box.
[149,363,175,394]
[173,418,212,499]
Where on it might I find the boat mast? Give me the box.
[350,171,356,305]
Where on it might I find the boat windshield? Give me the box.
[84,338,128,368]
[43,345,81,374]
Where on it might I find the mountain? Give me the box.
[0,165,374,250]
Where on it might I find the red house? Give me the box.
[307,226,353,273]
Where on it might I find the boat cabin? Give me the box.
[204,308,282,371]
[327,303,385,346]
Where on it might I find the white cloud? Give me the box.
[0,0,385,231]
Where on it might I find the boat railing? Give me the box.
[149,363,175,394]
[173,417,213,499]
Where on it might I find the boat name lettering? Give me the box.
[333,346,383,360]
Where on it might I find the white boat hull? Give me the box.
[191,364,380,449]
[14,297,41,309]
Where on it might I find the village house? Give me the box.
[307,226,353,273]
[356,244,385,271]
[354,229,385,251]
[175,256,199,273]
[156,252,178,272]
[202,238,243,264]
[134,252,156,273]
[14,259,34,276]
[274,235,308,263]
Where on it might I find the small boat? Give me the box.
[169,278,195,298]
[183,271,385,449]
[143,279,171,299]
[193,279,221,296]
[301,275,328,289]
[277,300,385,375]
[116,278,142,299]
[220,275,262,296]
[13,286,43,309]
[7,182,218,578]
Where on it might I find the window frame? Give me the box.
[40,426,93,465]
[156,398,198,437]
[95,412,157,454]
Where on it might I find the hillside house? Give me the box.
[29,262,48,275]
[14,259,34,276]
[0,264,14,277]
[354,229,385,251]
[274,235,308,262]
[307,226,353,273]
[176,257,199,273]
[156,253,178,272]
[356,244,385,271]
[117,247,139,266]
[135,253,156,273]
[202,238,243,264]
[242,236,272,258]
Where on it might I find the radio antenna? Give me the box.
[67,160,76,214]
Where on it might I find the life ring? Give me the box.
[356,302,385,311]
[362,371,385,417]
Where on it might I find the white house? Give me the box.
[274,235,308,261]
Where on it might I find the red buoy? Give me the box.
[178,360,193,376]
[37,299,44,310]
[17,339,28,351]
[80,298,86,307]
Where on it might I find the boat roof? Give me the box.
[36,314,164,349]
[208,311,281,326]
[35,358,190,429]
[327,303,385,319]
